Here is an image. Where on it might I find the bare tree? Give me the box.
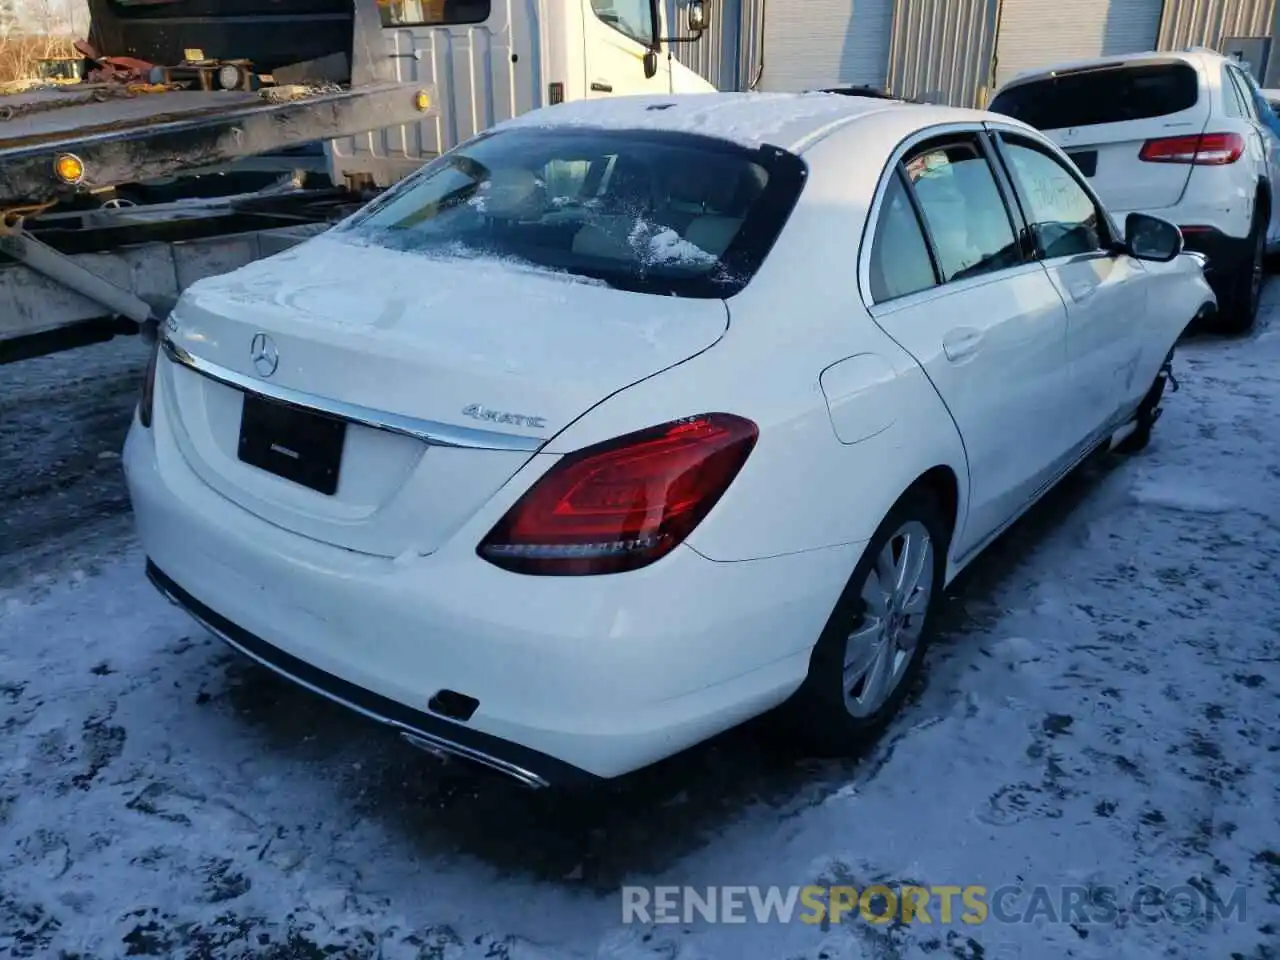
[0,0,81,83]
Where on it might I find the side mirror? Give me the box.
[1125,212,1183,262]
[688,0,708,36]
[643,49,659,79]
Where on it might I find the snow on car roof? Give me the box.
[494,91,914,154]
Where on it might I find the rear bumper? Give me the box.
[124,404,856,783]
[1176,226,1252,289]
[144,560,590,788]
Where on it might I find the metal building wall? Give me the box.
[1157,0,1275,49]
[884,0,998,106]
[731,0,1280,104]
[993,0,1164,88]
[667,0,742,90]
[739,0,766,89]
[741,0,896,92]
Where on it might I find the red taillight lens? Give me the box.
[138,339,159,428]
[478,413,758,575]
[1139,132,1244,165]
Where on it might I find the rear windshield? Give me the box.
[989,62,1200,130]
[334,127,807,298]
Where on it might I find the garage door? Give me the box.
[994,0,1163,90]
[755,0,895,92]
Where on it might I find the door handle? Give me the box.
[942,327,982,362]
[591,81,613,93]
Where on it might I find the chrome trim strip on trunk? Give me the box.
[148,571,549,789]
[161,337,546,453]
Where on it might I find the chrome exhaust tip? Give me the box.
[397,730,549,789]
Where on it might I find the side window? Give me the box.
[1228,67,1260,121]
[904,139,1021,282]
[999,137,1106,259]
[377,0,491,26]
[869,171,938,302]
[1221,67,1247,118]
[591,0,655,47]
[543,159,593,203]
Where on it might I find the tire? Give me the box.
[785,489,948,754]
[1218,211,1265,335]
[1113,347,1175,455]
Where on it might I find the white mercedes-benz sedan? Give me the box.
[125,92,1215,787]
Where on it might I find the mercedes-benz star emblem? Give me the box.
[250,332,279,378]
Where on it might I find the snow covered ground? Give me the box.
[1,296,1278,960]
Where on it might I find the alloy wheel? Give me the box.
[842,520,934,718]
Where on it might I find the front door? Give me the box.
[992,130,1150,439]
[865,132,1071,555]
[582,0,671,97]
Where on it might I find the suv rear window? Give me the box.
[336,127,807,299]
[989,62,1200,130]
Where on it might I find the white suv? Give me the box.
[990,49,1280,333]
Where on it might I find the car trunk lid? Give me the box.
[159,234,729,558]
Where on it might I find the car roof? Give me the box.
[494,91,1020,156]
[996,48,1223,92]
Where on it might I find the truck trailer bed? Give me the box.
[0,79,428,205]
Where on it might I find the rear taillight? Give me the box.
[477,413,758,575]
[1139,132,1245,165]
[138,339,160,428]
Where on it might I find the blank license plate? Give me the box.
[237,392,346,495]
[1067,150,1098,177]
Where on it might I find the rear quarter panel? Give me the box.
[537,123,971,562]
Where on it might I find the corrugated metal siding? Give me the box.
[750,0,895,91]
[739,0,766,89]
[1157,0,1275,49]
[666,0,741,89]
[994,0,1163,88]
[886,0,998,106]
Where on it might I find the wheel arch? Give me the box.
[907,465,961,555]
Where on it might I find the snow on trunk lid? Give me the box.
[157,237,729,559]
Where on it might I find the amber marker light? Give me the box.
[54,154,85,185]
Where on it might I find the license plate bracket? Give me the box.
[237,392,346,495]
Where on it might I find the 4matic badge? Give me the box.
[461,404,546,430]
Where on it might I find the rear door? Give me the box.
[862,130,1071,555]
[330,0,537,184]
[988,60,1208,216]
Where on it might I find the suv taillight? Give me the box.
[1139,132,1245,165]
[138,338,160,428]
[477,413,758,575]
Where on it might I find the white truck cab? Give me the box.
[329,0,717,187]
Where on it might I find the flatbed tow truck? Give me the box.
[0,0,435,363]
